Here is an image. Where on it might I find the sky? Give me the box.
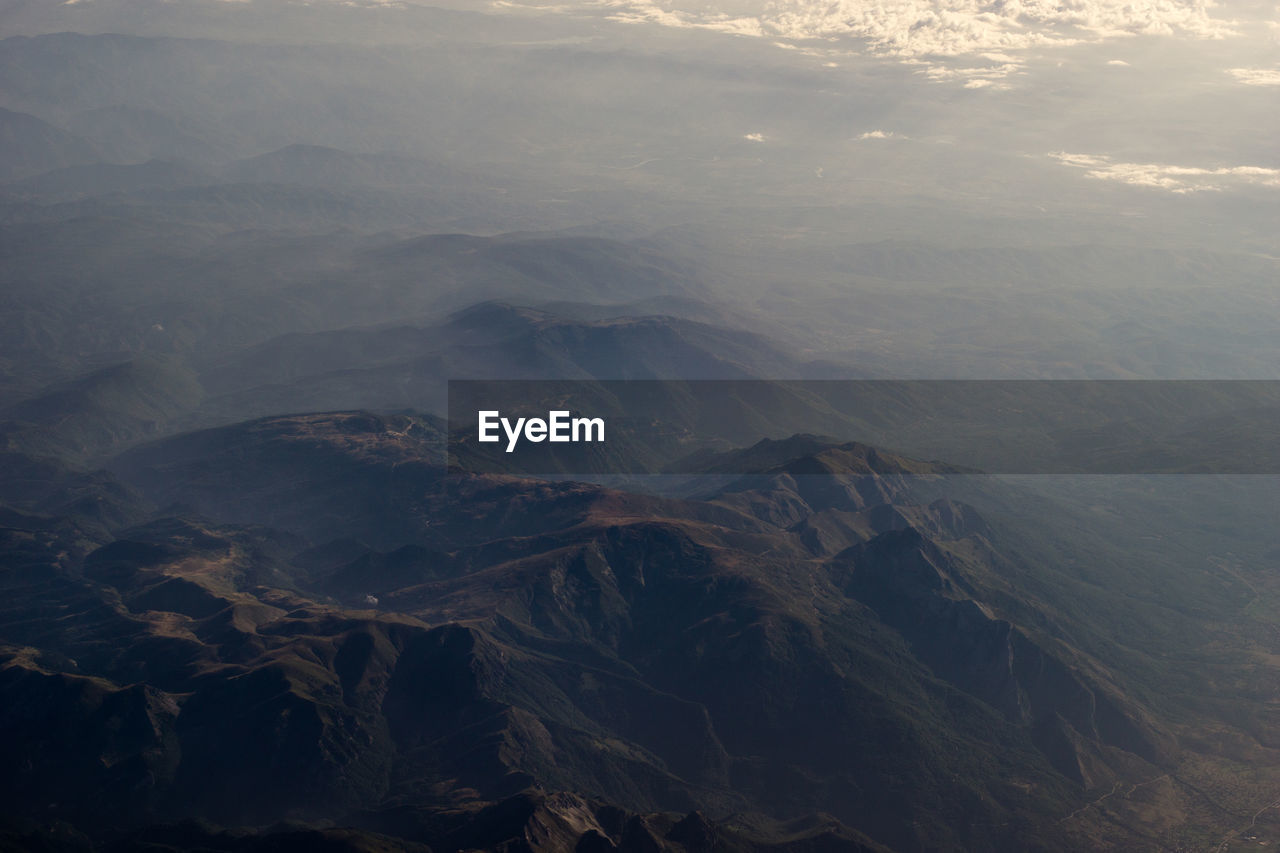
[467,0,1279,196]
[0,0,1277,378]
[0,0,1274,247]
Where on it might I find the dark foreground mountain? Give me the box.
[5,413,1278,851]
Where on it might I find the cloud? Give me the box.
[916,61,1021,86]
[1050,151,1280,193]
[600,1,765,36]
[1106,59,1131,65]
[1227,67,1280,85]
[585,0,1234,61]
[743,132,766,142]
[856,130,898,139]
[498,0,1238,89]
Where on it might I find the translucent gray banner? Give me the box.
[447,380,1280,475]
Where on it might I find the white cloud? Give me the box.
[1227,66,1280,85]
[920,62,1021,79]
[1106,59,1131,65]
[856,130,898,139]
[1050,151,1280,193]
[743,132,766,142]
[917,61,1021,86]
[587,0,1234,60]
[497,0,1238,89]
[601,1,765,36]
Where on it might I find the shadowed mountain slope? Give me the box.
[6,414,1249,850]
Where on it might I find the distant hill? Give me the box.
[5,158,211,196]
[357,232,709,311]
[197,302,803,423]
[0,107,99,181]
[63,104,233,164]
[223,143,449,189]
[0,222,718,395]
[0,357,203,462]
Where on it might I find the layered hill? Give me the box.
[0,221,716,395]
[0,108,100,182]
[0,295,827,464]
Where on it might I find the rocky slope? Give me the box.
[0,413,1213,851]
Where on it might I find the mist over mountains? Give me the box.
[1,0,1279,851]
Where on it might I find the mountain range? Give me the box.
[4,393,1280,851]
[4,16,1280,853]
